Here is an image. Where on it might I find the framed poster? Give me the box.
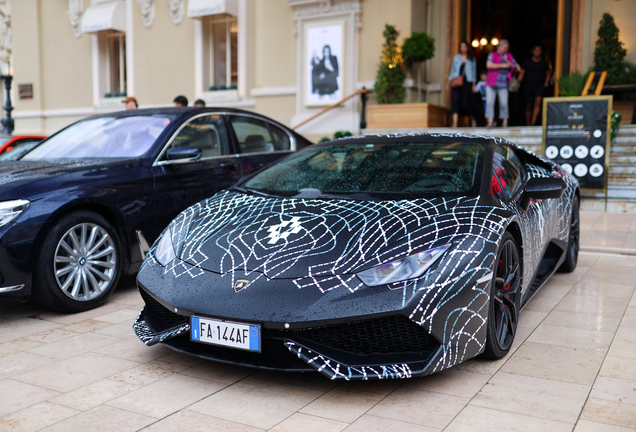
[542,96,612,193]
[305,22,344,106]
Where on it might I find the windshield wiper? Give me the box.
[233,186,281,198]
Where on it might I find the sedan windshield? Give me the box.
[23,115,175,160]
[242,141,484,199]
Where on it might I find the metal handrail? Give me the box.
[292,88,372,130]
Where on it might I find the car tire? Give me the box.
[482,232,521,360]
[33,210,121,313]
[558,195,579,273]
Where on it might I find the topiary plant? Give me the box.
[401,31,435,66]
[402,31,435,101]
[593,13,627,85]
[374,25,405,104]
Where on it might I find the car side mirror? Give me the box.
[519,177,566,212]
[166,146,201,162]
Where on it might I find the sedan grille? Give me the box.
[292,315,439,356]
[139,288,188,331]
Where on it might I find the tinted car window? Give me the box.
[24,115,175,159]
[492,145,525,200]
[270,124,291,151]
[165,115,226,159]
[243,142,484,198]
[229,116,275,154]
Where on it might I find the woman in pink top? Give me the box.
[485,40,521,127]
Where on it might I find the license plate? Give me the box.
[190,316,260,352]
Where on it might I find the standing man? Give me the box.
[519,45,552,126]
[123,96,138,110]
[173,95,188,107]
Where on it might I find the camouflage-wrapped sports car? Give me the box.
[133,133,579,380]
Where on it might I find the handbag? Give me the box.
[450,75,464,89]
[508,74,520,92]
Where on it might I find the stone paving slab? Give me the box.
[1,211,635,431]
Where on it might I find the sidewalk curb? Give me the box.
[580,245,636,256]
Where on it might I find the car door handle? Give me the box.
[220,162,237,169]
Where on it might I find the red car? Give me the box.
[0,135,47,156]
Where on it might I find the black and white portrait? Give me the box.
[306,23,343,105]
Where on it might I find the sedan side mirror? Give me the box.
[519,177,567,212]
[166,146,201,162]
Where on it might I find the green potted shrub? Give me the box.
[558,71,591,96]
[593,13,627,86]
[592,13,636,125]
[367,25,447,129]
[373,25,405,104]
[402,30,436,101]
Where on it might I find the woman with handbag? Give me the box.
[448,41,477,127]
[485,39,521,127]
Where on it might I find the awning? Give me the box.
[81,1,126,33]
[187,0,237,18]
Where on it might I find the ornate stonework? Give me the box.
[168,0,185,25]
[137,0,156,28]
[288,0,361,35]
[67,0,83,39]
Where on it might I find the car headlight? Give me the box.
[357,244,450,286]
[154,227,176,266]
[0,199,30,228]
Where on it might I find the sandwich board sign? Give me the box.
[542,95,612,193]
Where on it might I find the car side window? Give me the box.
[166,115,226,159]
[492,145,525,200]
[228,116,276,154]
[269,124,291,151]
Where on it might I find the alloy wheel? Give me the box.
[493,238,521,351]
[53,222,117,301]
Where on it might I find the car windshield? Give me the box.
[23,115,175,160]
[242,141,484,199]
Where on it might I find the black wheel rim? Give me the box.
[569,201,580,264]
[493,239,520,351]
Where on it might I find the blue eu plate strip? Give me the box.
[249,325,259,351]
[191,317,200,340]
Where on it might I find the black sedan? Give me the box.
[0,107,311,312]
[134,133,580,380]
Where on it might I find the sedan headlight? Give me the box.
[357,244,450,286]
[0,199,30,228]
[154,227,176,266]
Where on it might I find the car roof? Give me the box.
[78,107,303,140]
[315,132,512,147]
[81,106,277,120]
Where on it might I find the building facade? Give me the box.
[5,0,636,139]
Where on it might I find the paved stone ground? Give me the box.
[1,210,635,431]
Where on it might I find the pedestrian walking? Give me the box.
[519,44,552,125]
[448,41,477,127]
[485,39,521,128]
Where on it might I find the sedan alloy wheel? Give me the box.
[54,222,117,301]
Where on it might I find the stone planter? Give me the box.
[366,103,448,129]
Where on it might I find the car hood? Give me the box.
[174,191,487,279]
[0,159,133,199]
